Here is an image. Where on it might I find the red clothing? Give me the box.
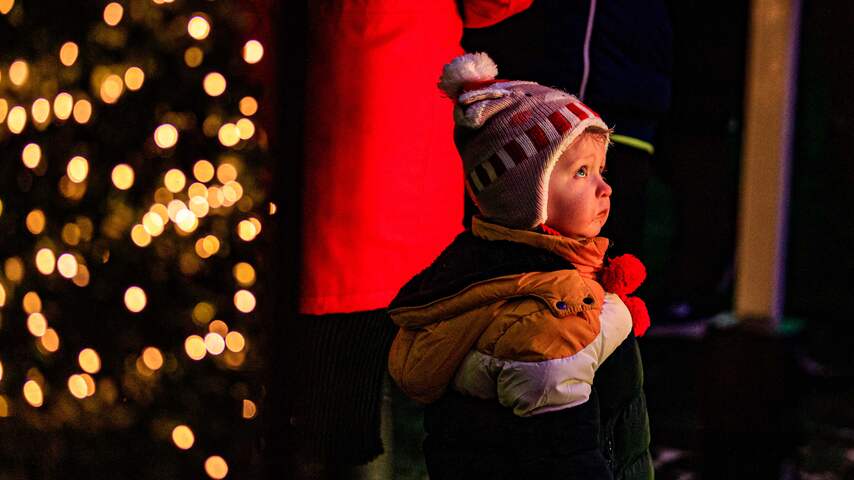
[300,0,533,315]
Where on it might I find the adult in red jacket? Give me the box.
[287,0,534,470]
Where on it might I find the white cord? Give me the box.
[579,0,597,100]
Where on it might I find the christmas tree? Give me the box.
[0,0,270,476]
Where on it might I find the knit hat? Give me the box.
[439,52,609,229]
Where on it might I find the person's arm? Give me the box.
[454,293,632,416]
[461,0,534,28]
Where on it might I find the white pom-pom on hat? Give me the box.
[438,52,498,98]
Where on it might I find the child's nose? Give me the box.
[599,178,612,197]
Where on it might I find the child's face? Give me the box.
[546,133,612,238]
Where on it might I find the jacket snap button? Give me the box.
[583,296,594,305]
[556,301,568,310]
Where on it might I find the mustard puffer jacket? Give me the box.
[388,218,632,416]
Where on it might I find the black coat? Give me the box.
[393,231,653,479]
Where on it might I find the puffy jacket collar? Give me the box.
[472,217,610,279]
[389,218,609,327]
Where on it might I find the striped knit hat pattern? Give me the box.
[439,53,609,229]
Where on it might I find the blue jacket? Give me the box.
[463,0,672,146]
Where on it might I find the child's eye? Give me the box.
[600,168,608,180]
[575,166,588,178]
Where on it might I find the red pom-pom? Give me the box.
[622,295,651,337]
[600,254,647,296]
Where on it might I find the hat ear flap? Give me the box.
[455,89,516,128]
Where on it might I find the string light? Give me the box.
[242,399,257,419]
[103,2,123,26]
[172,425,195,449]
[239,97,258,116]
[100,74,124,104]
[184,335,206,360]
[7,105,26,133]
[23,380,43,408]
[111,164,135,190]
[242,40,264,64]
[31,98,51,123]
[0,0,14,15]
[124,286,147,313]
[2,0,267,468]
[124,67,144,91]
[78,348,101,374]
[35,248,56,275]
[9,60,28,86]
[67,156,89,183]
[72,99,92,123]
[27,312,47,337]
[54,93,73,120]
[187,16,210,40]
[164,169,186,193]
[204,456,228,480]
[154,123,178,148]
[22,291,42,313]
[25,209,46,234]
[21,143,41,169]
[233,289,256,313]
[59,42,79,66]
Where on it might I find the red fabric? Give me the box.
[622,295,651,337]
[300,1,465,314]
[600,254,651,337]
[600,254,647,296]
[462,0,535,28]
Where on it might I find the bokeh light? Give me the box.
[217,123,240,147]
[111,164,135,190]
[35,248,56,275]
[192,302,215,325]
[59,42,78,66]
[124,286,147,313]
[23,380,43,408]
[124,67,144,91]
[9,60,28,86]
[72,99,92,123]
[27,312,47,337]
[54,93,73,120]
[31,98,51,123]
[203,72,226,97]
[103,2,123,26]
[184,335,206,360]
[172,425,195,449]
[100,74,124,104]
[142,347,163,370]
[154,123,178,148]
[67,156,89,183]
[187,15,210,40]
[233,262,255,286]
[204,332,225,355]
[204,456,228,479]
[193,160,215,182]
[233,289,256,313]
[78,348,101,374]
[239,97,258,116]
[68,374,88,399]
[242,40,264,64]
[8,105,26,133]
[184,47,204,67]
[242,399,257,419]
[22,291,42,313]
[25,209,46,234]
[56,253,79,279]
[225,331,245,352]
[21,143,41,168]
[164,168,186,193]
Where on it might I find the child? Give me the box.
[388,53,652,478]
